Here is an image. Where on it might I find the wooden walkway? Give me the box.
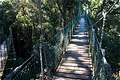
[54,17,92,80]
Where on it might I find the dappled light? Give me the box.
[0,0,120,80]
[55,17,92,80]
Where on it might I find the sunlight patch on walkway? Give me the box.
[71,39,88,43]
[58,68,89,75]
[55,17,92,80]
[72,34,88,38]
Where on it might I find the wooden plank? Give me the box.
[54,18,92,80]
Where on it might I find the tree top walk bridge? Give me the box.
[1,0,120,79]
[54,16,92,80]
[0,13,113,80]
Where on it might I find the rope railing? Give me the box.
[90,27,112,80]
[85,3,117,78]
[4,54,36,80]
[87,13,112,79]
[3,15,80,80]
[0,34,14,72]
[86,1,120,79]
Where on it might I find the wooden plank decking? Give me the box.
[54,17,92,80]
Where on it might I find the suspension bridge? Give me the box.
[0,13,112,80]
[0,0,120,79]
[54,17,92,80]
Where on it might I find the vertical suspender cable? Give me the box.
[38,0,44,79]
[100,9,106,47]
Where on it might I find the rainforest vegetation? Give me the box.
[88,0,120,77]
[0,0,120,79]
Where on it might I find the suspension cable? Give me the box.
[100,0,119,46]
[90,0,119,27]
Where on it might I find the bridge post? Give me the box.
[37,0,44,79]
[100,9,107,46]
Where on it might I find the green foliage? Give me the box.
[103,14,120,66]
[0,0,80,55]
[88,0,102,17]
[89,0,120,67]
[40,0,78,42]
[0,1,16,38]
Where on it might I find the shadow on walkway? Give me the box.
[54,17,92,80]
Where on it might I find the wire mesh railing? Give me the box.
[85,13,112,80]
[89,24,112,80]
[0,35,13,75]
[3,15,80,80]
[0,41,7,70]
